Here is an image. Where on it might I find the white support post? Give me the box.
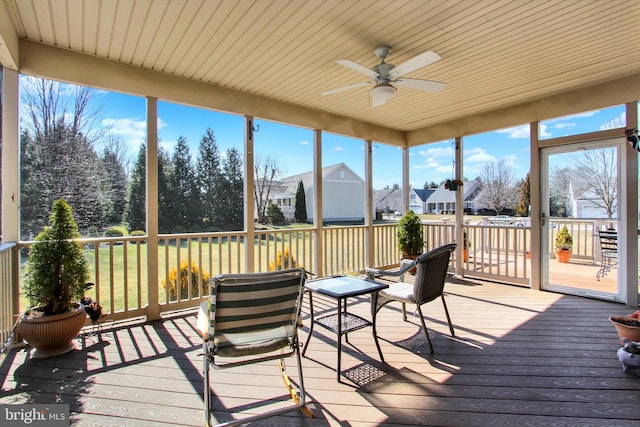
[364,140,374,269]
[1,68,20,323]
[313,129,323,278]
[530,122,541,290]
[244,116,255,273]
[454,137,463,276]
[402,147,410,214]
[624,102,638,307]
[146,97,160,319]
[1,68,19,243]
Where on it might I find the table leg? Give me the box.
[302,290,314,356]
[337,298,342,382]
[344,297,350,345]
[371,291,385,363]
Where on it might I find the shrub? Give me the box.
[269,248,299,271]
[87,226,100,237]
[23,199,89,315]
[555,226,573,250]
[397,210,424,256]
[266,203,286,225]
[104,226,127,238]
[162,261,210,300]
[130,230,145,237]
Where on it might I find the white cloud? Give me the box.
[496,125,529,139]
[159,140,175,153]
[300,140,309,145]
[554,122,576,130]
[334,146,344,151]
[600,112,626,130]
[539,124,552,138]
[419,146,453,157]
[550,110,599,122]
[465,148,497,164]
[101,117,146,143]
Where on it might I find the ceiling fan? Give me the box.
[321,46,445,107]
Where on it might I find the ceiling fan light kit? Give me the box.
[323,46,445,107]
[371,84,396,101]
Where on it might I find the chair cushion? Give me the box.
[380,282,415,304]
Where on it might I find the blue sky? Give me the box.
[68,86,628,190]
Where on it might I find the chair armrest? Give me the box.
[196,302,209,340]
[366,258,416,281]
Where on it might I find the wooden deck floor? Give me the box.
[2,277,640,426]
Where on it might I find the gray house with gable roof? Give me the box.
[272,163,364,222]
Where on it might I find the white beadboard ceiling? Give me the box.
[3,0,640,144]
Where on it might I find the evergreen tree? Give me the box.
[19,131,43,238]
[266,203,286,225]
[157,148,173,234]
[101,145,129,225]
[294,180,307,223]
[125,144,146,232]
[196,128,223,231]
[20,121,107,236]
[515,172,531,217]
[19,77,113,237]
[167,137,199,232]
[220,147,244,230]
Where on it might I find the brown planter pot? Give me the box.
[18,306,87,359]
[556,249,572,263]
[610,316,640,345]
[401,253,419,275]
[463,248,468,262]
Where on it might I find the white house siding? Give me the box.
[276,163,365,223]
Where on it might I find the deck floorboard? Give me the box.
[2,276,639,426]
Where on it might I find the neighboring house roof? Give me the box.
[412,188,436,202]
[427,180,482,204]
[279,163,363,193]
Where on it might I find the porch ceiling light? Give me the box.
[371,83,396,102]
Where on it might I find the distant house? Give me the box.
[374,188,403,214]
[567,182,615,218]
[410,188,436,214]
[273,163,364,222]
[425,180,483,214]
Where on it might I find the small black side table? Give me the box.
[302,275,389,382]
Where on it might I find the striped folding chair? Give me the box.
[197,268,312,427]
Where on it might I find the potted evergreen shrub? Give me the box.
[555,225,573,263]
[17,199,90,358]
[397,211,424,268]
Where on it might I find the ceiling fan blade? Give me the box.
[389,50,441,78]
[394,78,445,92]
[321,82,371,96]
[336,60,379,78]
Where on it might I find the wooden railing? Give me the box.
[7,219,607,333]
[0,243,17,353]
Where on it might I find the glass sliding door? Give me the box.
[541,139,626,302]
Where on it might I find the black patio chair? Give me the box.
[365,243,457,354]
[596,227,618,281]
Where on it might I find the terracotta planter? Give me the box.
[556,249,571,263]
[463,248,468,262]
[18,305,86,359]
[610,317,640,345]
[401,253,419,275]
